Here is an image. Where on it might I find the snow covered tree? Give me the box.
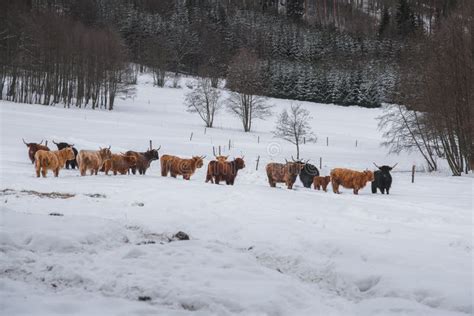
[273,104,316,159]
[185,78,222,128]
[226,49,272,132]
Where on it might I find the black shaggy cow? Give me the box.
[53,141,78,169]
[299,161,320,188]
[371,163,397,194]
[125,147,160,175]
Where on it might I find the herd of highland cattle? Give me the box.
[23,139,397,195]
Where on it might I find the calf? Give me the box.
[34,147,75,178]
[371,163,397,194]
[266,160,305,190]
[313,176,331,192]
[53,140,78,169]
[23,139,49,164]
[161,154,205,180]
[125,146,160,175]
[330,168,374,195]
[103,154,137,175]
[299,162,319,188]
[76,147,112,176]
[206,157,245,185]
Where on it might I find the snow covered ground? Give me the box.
[0,75,472,315]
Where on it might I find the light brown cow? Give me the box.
[330,168,374,195]
[77,147,112,176]
[34,147,75,178]
[161,154,205,180]
[313,176,331,192]
[103,154,137,175]
[266,161,305,190]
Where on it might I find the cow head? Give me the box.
[53,140,74,150]
[99,146,112,160]
[215,155,228,162]
[23,138,43,148]
[234,157,245,170]
[192,156,205,169]
[363,170,375,182]
[64,147,76,161]
[285,158,305,175]
[374,162,397,172]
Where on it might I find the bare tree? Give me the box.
[226,49,272,132]
[185,78,222,128]
[273,104,316,160]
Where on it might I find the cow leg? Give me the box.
[353,188,359,195]
[54,168,59,177]
[71,160,76,169]
[381,188,385,194]
[332,182,339,194]
[113,170,117,175]
[41,169,47,178]
[36,167,41,178]
[386,188,390,195]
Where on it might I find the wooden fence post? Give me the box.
[257,136,260,144]
[326,137,329,146]
[45,140,48,147]
[411,165,415,183]
[256,155,260,171]
[355,140,358,147]
[149,140,152,150]
[303,137,306,144]
[204,127,207,135]
[228,139,231,150]
[319,157,322,169]
[190,132,193,141]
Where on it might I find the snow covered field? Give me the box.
[0,75,472,315]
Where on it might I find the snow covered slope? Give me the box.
[0,75,472,315]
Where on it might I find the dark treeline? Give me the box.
[1,1,130,110]
[0,0,466,109]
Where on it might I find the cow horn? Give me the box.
[201,155,206,159]
[291,156,296,162]
[391,162,398,169]
[212,147,217,157]
[285,158,288,163]
[39,140,44,144]
[373,162,381,169]
[53,140,59,145]
[22,138,28,146]
[108,146,111,150]
[69,144,74,147]
[156,145,161,151]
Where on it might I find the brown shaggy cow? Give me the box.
[266,161,305,189]
[23,139,49,164]
[161,154,205,180]
[125,147,160,175]
[313,176,331,192]
[205,157,245,185]
[330,168,374,195]
[34,147,75,178]
[103,154,137,175]
[76,147,112,176]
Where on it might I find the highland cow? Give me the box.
[299,162,319,188]
[313,176,331,192]
[23,139,49,164]
[330,168,374,195]
[125,146,160,175]
[34,147,75,178]
[53,140,78,169]
[206,157,245,185]
[371,163,397,194]
[161,154,205,180]
[103,154,137,175]
[266,160,305,190]
[76,147,112,176]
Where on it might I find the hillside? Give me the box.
[0,75,472,315]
